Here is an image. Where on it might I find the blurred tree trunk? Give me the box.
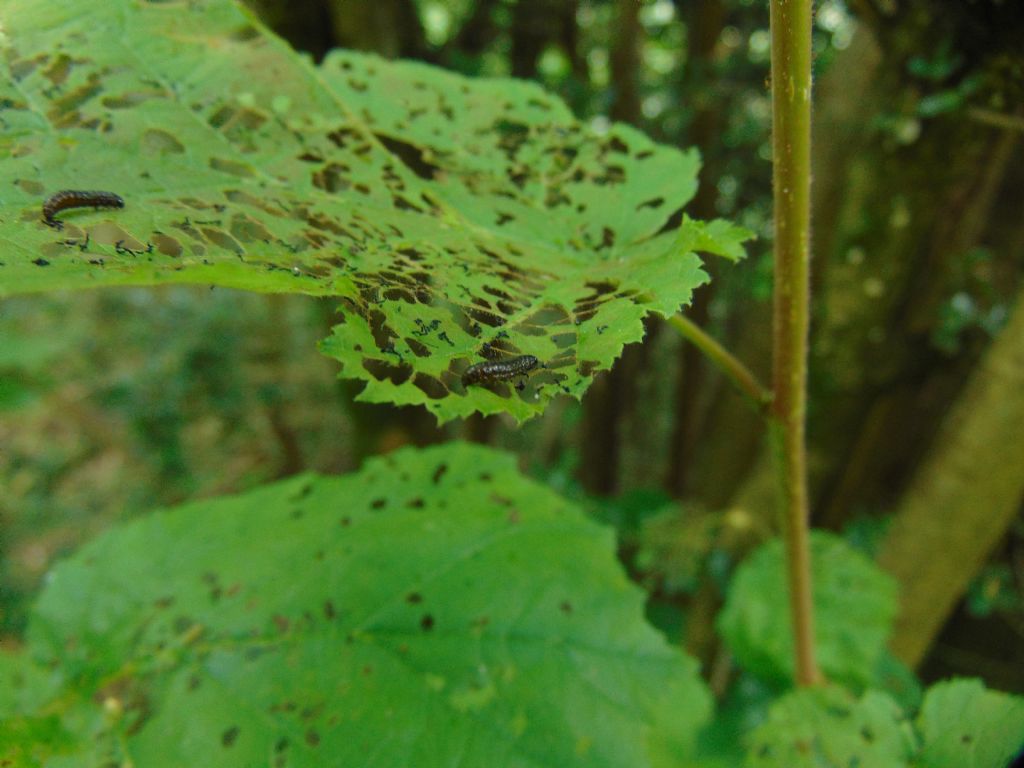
[806,14,1023,524]
[510,0,552,78]
[578,0,646,495]
[667,0,770,499]
[877,282,1024,666]
[243,0,336,60]
[609,0,641,123]
[328,0,426,59]
[444,0,502,68]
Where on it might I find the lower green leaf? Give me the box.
[20,443,711,767]
[717,531,898,688]
[915,678,1024,768]
[745,685,916,768]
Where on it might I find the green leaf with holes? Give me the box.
[0,0,741,422]
[744,685,916,768]
[915,679,1024,768]
[718,532,898,688]
[13,443,711,767]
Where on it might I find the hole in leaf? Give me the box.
[637,197,664,210]
[413,373,447,400]
[362,358,413,386]
[373,134,440,180]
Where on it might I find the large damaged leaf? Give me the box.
[0,0,740,422]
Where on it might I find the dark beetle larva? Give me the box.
[462,355,539,387]
[42,190,125,229]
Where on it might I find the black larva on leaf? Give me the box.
[462,355,539,387]
[42,190,125,229]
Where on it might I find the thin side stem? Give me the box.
[769,0,821,686]
[967,106,1024,133]
[668,314,772,411]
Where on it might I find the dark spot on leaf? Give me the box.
[560,601,573,615]
[154,596,174,609]
[141,128,185,154]
[32,258,50,266]
[431,464,448,484]
[361,665,373,676]
[406,592,423,604]
[227,23,261,43]
[420,614,435,631]
[222,726,239,747]
[961,734,972,744]
[607,136,629,154]
[371,498,386,510]
[405,337,431,358]
[272,614,289,633]
[340,516,352,527]
[305,730,321,747]
[209,157,256,178]
[301,703,323,720]
[188,674,202,691]
[201,227,244,255]
[323,600,336,620]
[407,497,425,509]
[860,726,874,742]
[374,134,440,180]
[152,233,183,257]
[637,197,664,210]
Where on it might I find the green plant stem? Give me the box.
[769,0,821,686]
[668,314,772,411]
